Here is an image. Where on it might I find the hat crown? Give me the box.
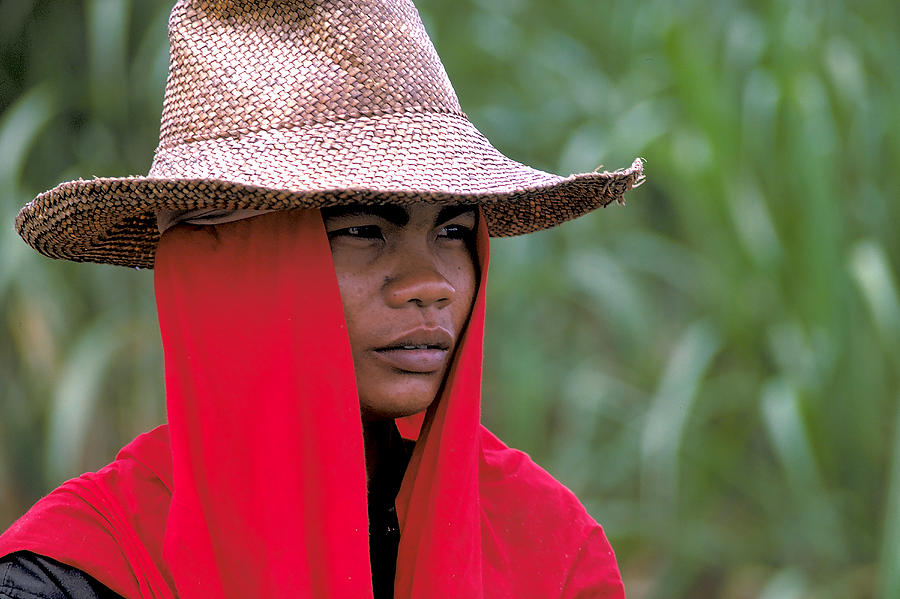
[158,0,463,150]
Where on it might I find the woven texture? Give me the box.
[15,0,644,268]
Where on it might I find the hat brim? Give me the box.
[16,111,643,268]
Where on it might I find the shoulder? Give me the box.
[479,426,597,530]
[0,551,122,599]
[0,426,173,599]
[478,427,625,599]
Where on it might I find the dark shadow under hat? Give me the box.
[15,0,644,268]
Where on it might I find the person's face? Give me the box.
[322,203,478,421]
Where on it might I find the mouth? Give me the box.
[373,328,454,373]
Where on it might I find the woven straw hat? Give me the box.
[16,0,644,269]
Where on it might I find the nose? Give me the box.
[384,259,455,309]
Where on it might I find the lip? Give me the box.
[373,327,454,373]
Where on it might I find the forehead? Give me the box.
[320,204,476,226]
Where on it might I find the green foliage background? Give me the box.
[1,0,898,597]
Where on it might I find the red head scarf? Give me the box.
[0,210,624,598]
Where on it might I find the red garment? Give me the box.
[0,210,624,598]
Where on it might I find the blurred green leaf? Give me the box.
[0,82,56,203]
[850,240,900,350]
[879,393,900,599]
[45,320,124,482]
[641,321,719,509]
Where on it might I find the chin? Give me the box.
[359,386,437,422]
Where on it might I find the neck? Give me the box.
[362,419,395,488]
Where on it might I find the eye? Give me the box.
[327,225,383,241]
[437,224,473,241]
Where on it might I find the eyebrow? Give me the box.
[435,205,477,225]
[321,204,476,227]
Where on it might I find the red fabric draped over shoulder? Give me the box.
[0,426,175,597]
[0,210,625,598]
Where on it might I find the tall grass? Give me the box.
[2,0,898,597]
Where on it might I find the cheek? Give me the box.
[333,273,369,345]
[446,256,478,330]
